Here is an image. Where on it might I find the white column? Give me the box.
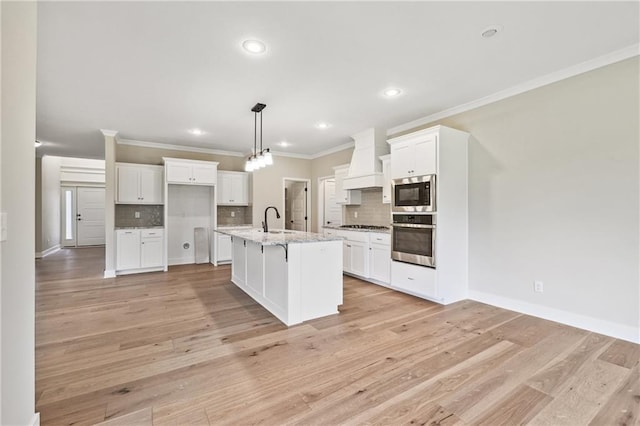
[101,129,118,277]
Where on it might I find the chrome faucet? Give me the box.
[262,206,281,233]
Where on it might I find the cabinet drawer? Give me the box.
[337,230,369,243]
[369,233,390,245]
[141,229,164,238]
[391,261,436,299]
[323,228,338,237]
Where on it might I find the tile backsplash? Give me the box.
[217,206,252,226]
[115,204,164,227]
[344,189,391,226]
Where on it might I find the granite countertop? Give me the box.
[216,224,253,229]
[323,225,391,234]
[215,228,344,245]
[115,225,164,230]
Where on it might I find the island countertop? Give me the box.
[215,227,343,245]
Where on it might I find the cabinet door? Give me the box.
[217,172,231,204]
[139,167,163,204]
[342,241,351,273]
[369,243,391,283]
[390,142,414,179]
[231,237,246,286]
[141,237,163,268]
[192,165,217,185]
[116,230,141,270]
[217,234,232,262]
[381,158,391,204]
[230,174,248,204]
[166,163,192,184]
[334,168,349,204]
[116,166,140,203]
[349,241,368,277]
[391,261,437,299]
[413,135,437,176]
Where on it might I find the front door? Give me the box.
[77,187,105,246]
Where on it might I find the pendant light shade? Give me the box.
[245,102,272,172]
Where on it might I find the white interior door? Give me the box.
[324,179,342,227]
[290,182,307,231]
[77,187,105,246]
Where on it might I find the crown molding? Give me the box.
[309,141,355,159]
[387,43,640,136]
[100,129,119,138]
[270,150,313,160]
[117,138,245,157]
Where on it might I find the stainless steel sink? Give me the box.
[268,230,294,234]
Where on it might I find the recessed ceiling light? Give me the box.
[189,128,205,136]
[279,141,289,147]
[383,88,402,97]
[315,122,331,129]
[242,39,267,54]
[34,140,42,148]
[481,25,502,38]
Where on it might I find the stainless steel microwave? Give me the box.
[391,175,436,213]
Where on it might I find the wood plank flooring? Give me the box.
[35,248,639,425]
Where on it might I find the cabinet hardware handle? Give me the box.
[408,277,414,280]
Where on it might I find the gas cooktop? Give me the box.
[339,225,389,230]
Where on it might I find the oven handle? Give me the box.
[391,223,436,229]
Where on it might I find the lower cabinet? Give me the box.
[338,230,391,285]
[216,234,232,263]
[116,229,164,274]
[390,260,437,300]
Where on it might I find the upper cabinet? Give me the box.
[116,163,163,204]
[389,134,437,179]
[163,158,218,185]
[217,171,250,205]
[333,164,361,205]
[379,154,391,204]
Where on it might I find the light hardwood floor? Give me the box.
[35,248,638,425]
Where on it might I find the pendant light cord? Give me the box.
[254,112,257,157]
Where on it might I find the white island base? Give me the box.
[229,234,343,326]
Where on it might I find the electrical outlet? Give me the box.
[134,211,140,219]
[534,281,544,293]
[0,212,7,241]
[231,211,235,217]
[354,211,358,218]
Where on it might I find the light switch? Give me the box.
[0,212,7,242]
[231,211,235,218]
[135,211,140,219]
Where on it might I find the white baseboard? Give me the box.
[469,289,640,344]
[103,269,116,278]
[35,245,61,259]
[168,257,195,266]
[31,412,40,426]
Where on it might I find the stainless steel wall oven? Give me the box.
[391,214,436,267]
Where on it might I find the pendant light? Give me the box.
[245,102,272,172]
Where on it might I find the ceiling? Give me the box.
[36,2,639,159]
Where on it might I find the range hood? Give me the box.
[343,128,389,190]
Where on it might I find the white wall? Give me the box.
[167,185,213,265]
[392,57,639,342]
[1,1,38,424]
[252,155,311,229]
[40,156,61,255]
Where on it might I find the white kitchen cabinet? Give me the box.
[338,230,390,285]
[116,230,141,270]
[379,154,391,204]
[369,233,391,283]
[333,164,361,205]
[388,125,470,304]
[116,228,165,273]
[231,236,246,286]
[391,261,437,300]
[140,229,163,268]
[165,159,217,185]
[390,135,437,179]
[217,233,232,263]
[116,163,163,204]
[217,171,249,205]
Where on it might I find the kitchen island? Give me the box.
[214,228,344,326]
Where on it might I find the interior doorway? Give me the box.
[318,177,342,230]
[283,178,310,232]
[61,186,106,247]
